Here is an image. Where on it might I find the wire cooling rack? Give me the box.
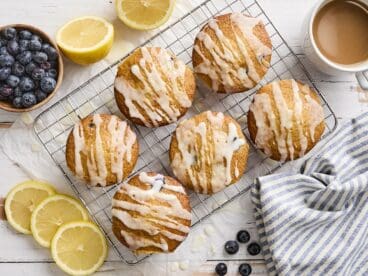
[34,0,337,265]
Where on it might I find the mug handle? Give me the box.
[356,71,368,90]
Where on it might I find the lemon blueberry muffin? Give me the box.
[192,13,272,93]
[65,114,139,187]
[114,47,196,127]
[112,172,191,254]
[248,79,325,161]
[169,111,249,194]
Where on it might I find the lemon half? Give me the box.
[5,180,56,234]
[56,16,114,65]
[51,221,107,276]
[116,0,175,30]
[30,194,89,247]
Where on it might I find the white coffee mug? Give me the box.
[303,0,368,90]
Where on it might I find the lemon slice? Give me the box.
[56,16,114,65]
[4,180,56,234]
[31,194,89,247]
[116,0,175,30]
[51,221,107,276]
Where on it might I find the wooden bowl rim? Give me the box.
[0,23,64,113]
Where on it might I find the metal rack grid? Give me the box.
[33,0,337,265]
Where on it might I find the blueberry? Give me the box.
[11,61,25,77]
[35,90,47,103]
[32,51,48,64]
[224,240,239,255]
[19,76,34,91]
[31,67,45,80]
[40,61,51,70]
[247,242,261,256]
[12,96,22,108]
[45,46,58,61]
[6,75,20,88]
[13,86,22,97]
[0,46,8,55]
[40,76,56,93]
[25,62,37,75]
[18,39,29,51]
[1,27,17,40]
[0,38,7,48]
[46,68,57,79]
[237,230,250,243]
[31,34,42,44]
[21,92,37,107]
[0,67,11,80]
[7,40,19,55]
[19,30,32,40]
[42,43,51,52]
[49,60,58,69]
[29,39,42,51]
[0,54,14,67]
[0,84,13,98]
[16,51,32,65]
[238,263,252,276]
[215,263,227,276]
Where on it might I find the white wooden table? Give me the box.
[0,0,366,275]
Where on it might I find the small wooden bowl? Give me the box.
[0,24,64,112]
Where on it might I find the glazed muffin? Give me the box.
[192,13,272,93]
[169,111,249,194]
[114,47,196,127]
[112,172,191,254]
[65,114,139,187]
[248,79,325,161]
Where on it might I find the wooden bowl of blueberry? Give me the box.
[0,24,63,112]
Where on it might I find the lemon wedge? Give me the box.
[51,221,107,276]
[56,16,114,65]
[115,0,175,30]
[4,180,56,234]
[30,194,89,247]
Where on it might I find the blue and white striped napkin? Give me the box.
[251,112,368,275]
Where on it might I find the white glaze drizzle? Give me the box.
[114,47,192,127]
[171,111,246,194]
[112,173,191,252]
[194,13,272,92]
[72,115,136,186]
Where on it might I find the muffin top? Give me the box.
[112,172,191,254]
[192,13,272,93]
[170,111,249,194]
[65,114,139,186]
[114,47,195,127]
[248,79,325,161]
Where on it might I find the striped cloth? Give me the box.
[251,112,368,276]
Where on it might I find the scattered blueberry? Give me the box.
[45,46,58,60]
[21,92,37,107]
[25,62,37,75]
[0,67,11,81]
[32,51,48,64]
[18,39,29,51]
[39,61,51,70]
[19,30,32,40]
[31,34,42,43]
[237,230,250,243]
[29,39,42,51]
[0,46,8,55]
[6,75,20,88]
[31,67,45,80]
[16,51,32,65]
[0,54,14,67]
[215,263,227,276]
[224,240,239,255]
[13,87,22,97]
[40,76,56,93]
[12,96,22,108]
[7,40,19,55]
[247,242,261,256]
[238,263,252,276]
[1,27,17,40]
[12,61,25,77]
[0,84,13,98]
[35,90,47,102]
[46,68,57,79]
[19,76,35,91]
